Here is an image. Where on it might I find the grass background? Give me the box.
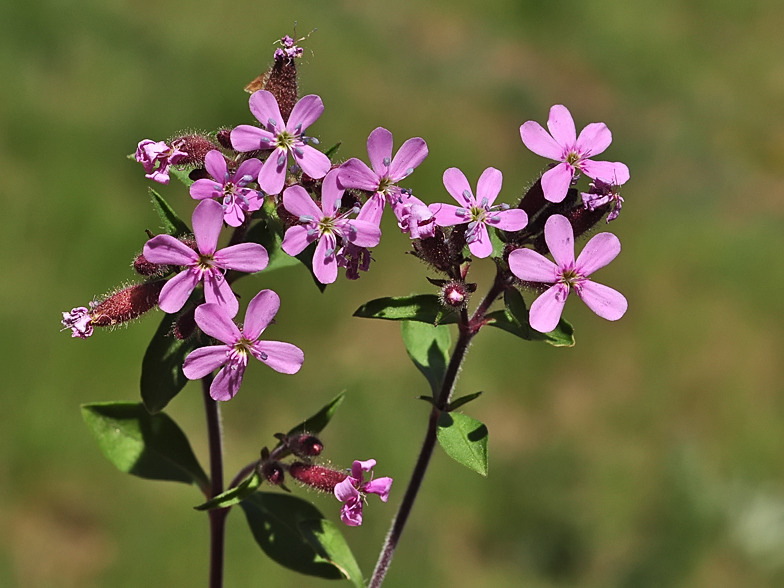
[2,0,784,586]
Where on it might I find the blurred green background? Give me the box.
[2,0,784,586]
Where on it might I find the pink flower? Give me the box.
[334,459,393,527]
[281,169,381,284]
[338,127,428,227]
[520,105,630,203]
[62,307,93,339]
[336,243,372,280]
[230,91,331,195]
[189,150,264,227]
[581,178,625,222]
[182,290,304,401]
[394,194,437,240]
[508,214,627,333]
[135,139,187,184]
[431,167,528,258]
[143,200,268,317]
[274,35,303,61]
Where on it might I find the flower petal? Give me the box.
[293,144,331,180]
[577,280,627,321]
[312,233,338,284]
[222,202,245,227]
[430,202,466,227]
[580,160,630,185]
[357,193,385,226]
[389,137,428,182]
[338,158,380,192]
[210,361,246,401]
[338,219,381,248]
[320,169,344,216]
[230,125,275,153]
[468,224,493,258]
[540,162,574,203]
[203,271,239,319]
[281,225,317,256]
[252,341,305,374]
[143,235,198,266]
[248,90,284,131]
[508,248,558,283]
[282,185,323,219]
[335,478,360,503]
[214,242,268,274]
[575,232,621,276]
[190,178,221,201]
[158,270,199,314]
[194,302,240,343]
[340,501,363,526]
[367,127,393,177]
[486,208,528,232]
[258,148,287,195]
[364,477,393,502]
[547,104,576,148]
[575,122,612,158]
[234,158,263,182]
[183,345,230,380]
[520,121,563,160]
[192,199,224,255]
[286,94,324,132]
[442,167,473,206]
[544,214,575,269]
[204,150,227,182]
[355,459,377,474]
[475,167,503,207]
[529,284,569,333]
[243,289,280,340]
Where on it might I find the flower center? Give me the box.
[565,151,581,166]
[197,253,216,271]
[559,267,583,290]
[318,216,336,235]
[275,130,297,150]
[378,177,393,195]
[468,205,487,223]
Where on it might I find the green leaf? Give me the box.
[82,402,209,491]
[488,227,506,259]
[141,314,199,413]
[284,392,345,440]
[436,412,489,477]
[485,288,575,347]
[354,294,458,324]
[401,321,451,395]
[323,141,342,160]
[194,470,262,511]
[245,203,301,273]
[448,391,483,412]
[299,519,364,588]
[169,166,196,188]
[149,188,191,237]
[240,492,344,580]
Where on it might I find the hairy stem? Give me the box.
[203,375,228,588]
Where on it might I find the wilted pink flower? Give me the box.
[339,127,428,226]
[508,214,627,333]
[143,200,268,317]
[334,459,393,527]
[230,90,331,195]
[520,105,630,203]
[336,242,372,280]
[431,167,528,258]
[394,194,437,240]
[581,178,625,222]
[182,290,304,401]
[62,307,94,339]
[274,35,303,61]
[135,139,187,184]
[281,169,381,284]
[190,150,264,227]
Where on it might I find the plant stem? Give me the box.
[203,375,228,588]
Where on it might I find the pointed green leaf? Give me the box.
[149,188,191,237]
[488,227,506,259]
[447,391,483,412]
[485,288,575,347]
[324,142,342,160]
[82,402,209,491]
[141,314,200,413]
[169,166,196,188]
[436,412,489,477]
[284,392,345,440]
[298,519,364,588]
[194,470,262,511]
[354,294,458,324]
[401,321,451,395]
[240,492,344,580]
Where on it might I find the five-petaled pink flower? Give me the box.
[143,199,269,318]
[334,459,393,527]
[508,214,627,333]
[189,150,264,227]
[520,105,630,203]
[338,127,428,227]
[230,90,331,195]
[135,139,187,184]
[281,169,381,284]
[182,290,304,401]
[431,167,528,258]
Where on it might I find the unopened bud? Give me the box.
[133,252,168,276]
[287,434,324,458]
[259,461,285,485]
[91,280,166,328]
[172,134,221,166]
[566,203,609,239]
[411,227,453,274]
[216,128,234,150]
[288,462,347,494]
[518,177,547,219]
[258,53,299,121]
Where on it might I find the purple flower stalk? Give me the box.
[520,104,630,203]
[182,289,304,401]
[581,178,625,222]
[135,139,187,184]
[508,214,627,333]
[431,167,528,258]
[338,127,428,226]
[189,150,264,227]
[281,169,381,284]
[334,459,393,527]
[143,200,269,317]
[230,90,331,195]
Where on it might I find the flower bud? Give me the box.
[259,460,285,485]
[518,177,547,219]
[245,37,301,121]
[411,227,453,274]
[439,280,473,310]
[90,280,166,328]
[288,462,347,494]
[216,128,234,150]
[288,434,324,458]
[133,252,168,276]
[172,134,221,167]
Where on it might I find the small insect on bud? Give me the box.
[288,462,348,494]
[259,460,286,486]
